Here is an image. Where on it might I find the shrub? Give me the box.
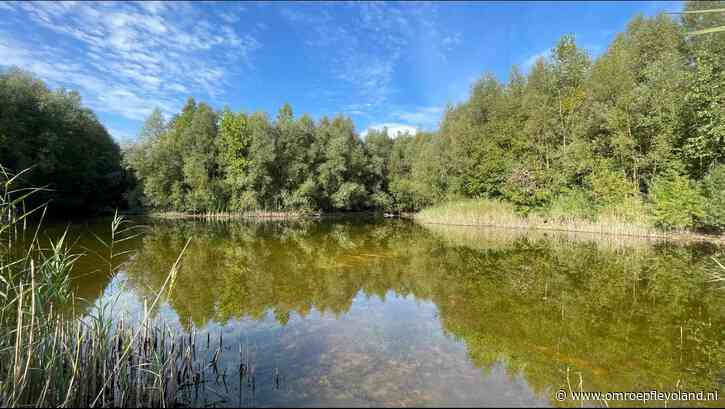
[600,195,650,225]
[700,164,725,230]
[370,190,393,211]
[547,188,596,221]
[389,178,430,211]
[649,168,704,230]
[331,182,367,210]
[501,167,551,210]
[587,164,637,208]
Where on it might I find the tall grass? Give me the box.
[423,223,655,253]
[415,198,698,239]
[0,168,261,407]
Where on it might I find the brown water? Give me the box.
[48,217,725,407]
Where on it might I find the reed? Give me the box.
[423,222,656,253]
[707,257,725,289]
[2,305,259,407]
[415,198,724,242]
[0,168,262,407]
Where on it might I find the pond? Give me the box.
[49,217,725,407]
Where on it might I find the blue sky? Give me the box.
[0,1,682,142]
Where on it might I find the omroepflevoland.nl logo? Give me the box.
[556,389,720,403]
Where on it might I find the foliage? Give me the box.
[5,3,721,230]
[586,161,638,208]
[406,6,723,230]
[649,166,705,229]
[0,68,125,214]
[127,102,390,212]
[701,164,725,230]
[547,188,595,220]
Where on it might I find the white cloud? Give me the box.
[358,106,442,139]
[361,123,418,139]
[441,32,462,50]
[107,126,135,144]
[167,83,188,93]
[523,48,552,71]
[219,12,238,23]
[1,1,261,127]
[136,1,168,15]
[395,106,443,129]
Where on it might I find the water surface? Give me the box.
[52,217,725,407]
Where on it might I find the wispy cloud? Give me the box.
[281,3,462,117]
[0,1,261,125]
[394,106,444,130]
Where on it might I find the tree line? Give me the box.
[125,3,725,230]
[124,101,399,212]
[1,2,723,229]
[413,2,725,230]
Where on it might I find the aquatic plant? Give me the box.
[0,168,264,408]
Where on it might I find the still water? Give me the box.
[52,217,724,407]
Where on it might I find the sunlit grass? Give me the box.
[415,198,673,239]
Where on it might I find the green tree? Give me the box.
[649,165,704,229]
[700,164,725,230]
[0,68,125,214]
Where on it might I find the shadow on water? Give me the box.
[51,217,725,407]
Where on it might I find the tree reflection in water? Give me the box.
[67,218,723,407]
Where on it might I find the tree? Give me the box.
[700,164,725,230]
[680,2,725,178]
[180,103,220,211]
[119,9,725,231]
[0,68,125,214]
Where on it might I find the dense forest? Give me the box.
[1,2,724,230]
[0,69,126,214]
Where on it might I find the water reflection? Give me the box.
[65,218,724,407]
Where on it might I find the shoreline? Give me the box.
[414,199,725,244]
[143,210,395,220]
[147,210,307,220]
[128,208,725,244]
[414,219,725,244]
